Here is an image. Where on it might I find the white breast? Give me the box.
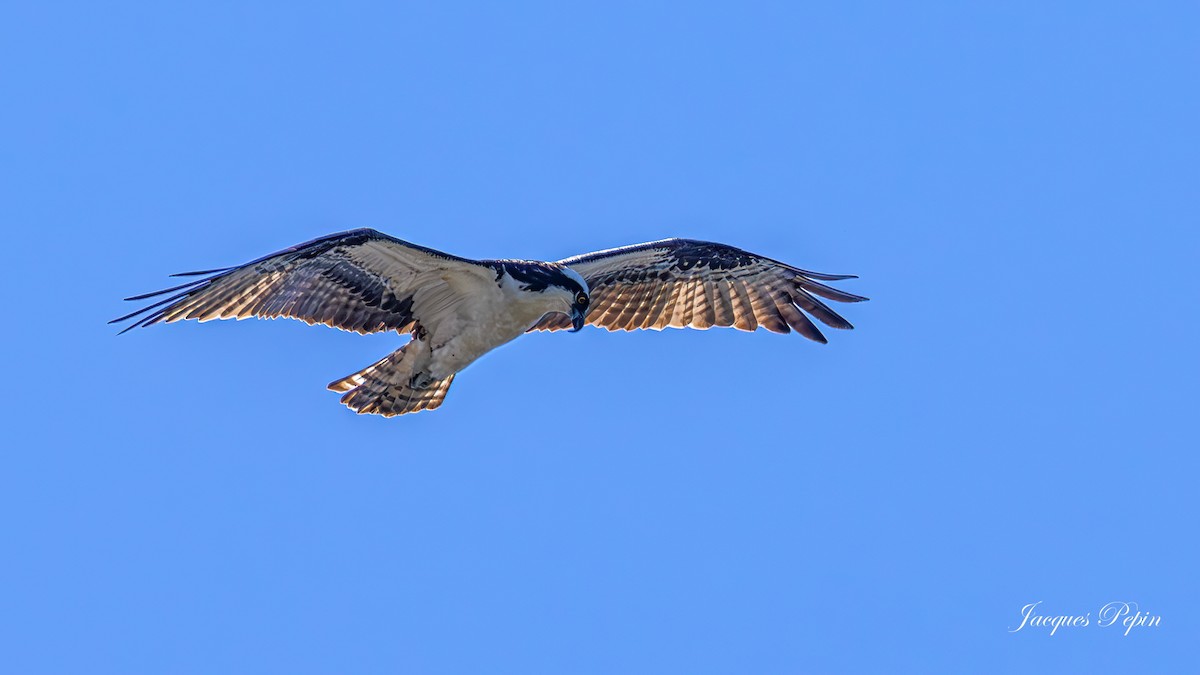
[423,272,565,379]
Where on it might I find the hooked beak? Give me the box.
[570,306,586,332]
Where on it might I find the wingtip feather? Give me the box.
[169,267,235,277]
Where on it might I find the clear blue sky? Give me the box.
[2,2,1196,673]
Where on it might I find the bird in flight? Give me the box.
[113,229,867,416]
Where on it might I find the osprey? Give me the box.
[113,229,867,416]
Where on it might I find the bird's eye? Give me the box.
[577,294,588,305]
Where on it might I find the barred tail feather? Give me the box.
[328,346,455,416]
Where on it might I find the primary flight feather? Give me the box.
[112,229,868,416]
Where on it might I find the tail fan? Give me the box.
[328,348,455,416]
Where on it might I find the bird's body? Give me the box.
[113,229,867,416]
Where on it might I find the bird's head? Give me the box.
[556,267,590,331]
[499,261,590,331]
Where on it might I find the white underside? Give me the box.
[402,270,570,382]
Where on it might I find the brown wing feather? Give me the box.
[111,228,490,335]
[529,238,867,342]
[710,281,736,327]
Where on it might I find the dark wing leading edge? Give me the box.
[111,228,493,335]
[529,239,867,343]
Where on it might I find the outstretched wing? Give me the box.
[530,239,867,343]
[111,228,494,335]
